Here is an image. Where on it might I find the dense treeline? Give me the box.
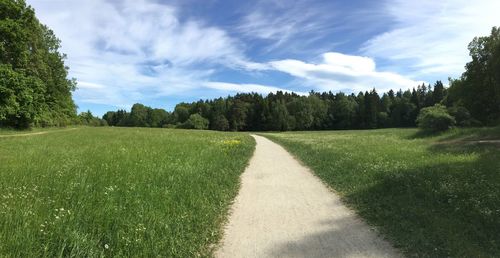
[103,27,500,131]
[104,82,451,131]
[0,0,77,128]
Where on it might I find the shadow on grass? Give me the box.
[405,129,448,139]
[407,126,500,141]
[346,141,500,256]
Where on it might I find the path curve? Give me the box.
[216,135,400,258]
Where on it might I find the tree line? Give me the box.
[101,81,457,131]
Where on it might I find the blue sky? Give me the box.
[28,0,499,116]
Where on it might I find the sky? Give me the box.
[28,0,500,116]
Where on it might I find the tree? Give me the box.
[129,103,150,127]
[287,97,313,130]
[433,81,445,105]
[416,104,455,132]
[78,110,106,126]
[211,114,229,131]
[330,93,357,129]
[447,27,500,124]
[0,65,46,128]
[0,0,77,127]
[148,108,169,127]
[268,99,290,131]
[229,99,247,131]
[173,105,190,124]
[182,114,209,130]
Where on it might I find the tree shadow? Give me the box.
[268,211,400,258]
[346,141,500,256]
[405,129,447,139]
[407,126,500,141]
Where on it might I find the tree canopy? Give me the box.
[0,0,77,128]
[447,26,500,125]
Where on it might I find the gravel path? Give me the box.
[215,135,400,258]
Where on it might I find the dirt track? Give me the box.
[216,135,400,258]
[0,128,77,138]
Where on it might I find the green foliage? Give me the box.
[447,106,477,127]
[0,0,76,128]
[78,110,107,126]
[211,114,229,131]
[416,104,456,132]
[0,127,255,256]
[182,113,209,130]
[447,27,500,124]
[264,128,500,257]
[103,105,170,128]
[0,65,46,128]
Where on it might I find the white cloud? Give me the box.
[237,0,336,52]
[203,82,307,96]
[269,52,424,93]
[362,0,500,79]
[27,0,261,109]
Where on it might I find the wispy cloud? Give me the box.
[237,0,337,53]
[269,52,424,93]
[362,0,500,79]
[203,82,308,96]
[28,0,262,109]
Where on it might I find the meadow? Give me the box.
[263,127,500,257]
[0,127,254,257]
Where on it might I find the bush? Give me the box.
[447,106,482,127]
[181,114,209,130]
[211,114,229,131]
[416,104,456,132]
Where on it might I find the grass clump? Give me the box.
[263,128,500,257]
[0,127,254,257]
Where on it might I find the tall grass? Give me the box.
[0,127,254,257]
[263,128,500,257]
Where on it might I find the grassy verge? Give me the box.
[263,128,500,257]
[0,127,254,257]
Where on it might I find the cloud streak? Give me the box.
[362,0,500,79]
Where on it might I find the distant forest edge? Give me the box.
[1,1,499,130]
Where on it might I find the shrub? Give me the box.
[181,114,209,130]
[416,104,455,132]
[447,106,481,127]
[211,114,229,131]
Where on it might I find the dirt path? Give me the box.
[0,128,78,138]
[216,135,400,258]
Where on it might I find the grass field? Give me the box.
[0,127,255,257]
[263,127,500,257]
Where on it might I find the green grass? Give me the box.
[0,127,255,257]
[263,128,500,257]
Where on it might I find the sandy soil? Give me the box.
[215,135,400,258]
